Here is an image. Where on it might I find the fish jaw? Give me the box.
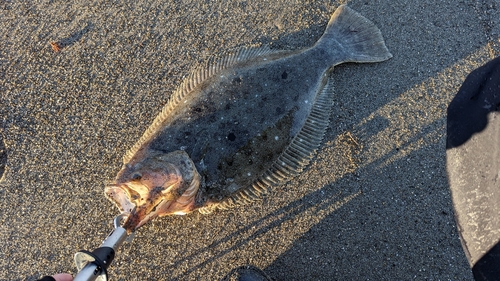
[105,150,201,232]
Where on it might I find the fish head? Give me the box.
[105,150,201,232]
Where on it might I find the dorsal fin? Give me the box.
[199,75,335,213]
[123,46,280,164]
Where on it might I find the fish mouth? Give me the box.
[105,150,201,232]
[106,174,199,232]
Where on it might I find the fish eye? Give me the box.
[131,173,142,180]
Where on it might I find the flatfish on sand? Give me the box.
[105,5,392,232]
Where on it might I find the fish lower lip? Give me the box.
[122,207,146,232]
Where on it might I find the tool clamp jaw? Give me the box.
[74,214,132,281]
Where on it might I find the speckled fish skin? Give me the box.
[105,5,392,232]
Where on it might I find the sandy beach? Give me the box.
[1,0,499,280]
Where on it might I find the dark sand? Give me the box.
[1,0,499,280]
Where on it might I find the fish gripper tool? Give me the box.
[73,214,132,281]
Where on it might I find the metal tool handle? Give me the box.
[74,215,130,281]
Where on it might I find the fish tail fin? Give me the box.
[316,5,392,64]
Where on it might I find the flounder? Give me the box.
[105,5,392,232]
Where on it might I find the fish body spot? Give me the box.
[281,71,288,79]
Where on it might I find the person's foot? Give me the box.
[221,265,273,281]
